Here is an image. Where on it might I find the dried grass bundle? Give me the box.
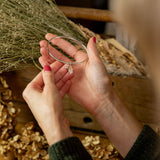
[0,0,88,73]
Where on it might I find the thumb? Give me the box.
[87,37,100,62]
[43,65,56,92]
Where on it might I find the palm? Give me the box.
[66,63,96,111]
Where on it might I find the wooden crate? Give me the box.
[2,65,159,133]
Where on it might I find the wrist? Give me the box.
[46,127,73,146]
[93,89,116,119]
[42,119,73,146]
[92,89,143,157]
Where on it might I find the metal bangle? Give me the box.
[47,36,88,65]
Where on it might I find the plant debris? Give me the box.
[0,76,49,159]
[81,136,122,160]
[0,76,123,160]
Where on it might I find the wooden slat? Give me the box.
[59,6,115,22]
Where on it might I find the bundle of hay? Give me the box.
[0,0,88,73]
[0,0,146,76]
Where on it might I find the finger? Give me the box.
[50,61,64,73]
[40,58,70,86]
[47,36,87,63]
[39,40,48,47]
[30,72,43,89]
[45,33,57,40]
[56,72,74,90]
[73,50,88,63]
[46,33,78,57]
[59,80,72,98]
[43,65,56,92]
[46,33,88,63]
[54,64,68,83]
[39,57,64,73]
[39,56,49,67]
[23,72,44,100]
[62,71,74,82]
[87,37,101,62]
[40,45,55,65]
[48,43,74,63]
[40,38,73,64]
[56,80,64,90]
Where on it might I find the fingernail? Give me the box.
[44,65,51,72]
[93,37,96,43]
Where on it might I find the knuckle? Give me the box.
[22,84,32,100]
[22,89,27,100]
[45,72,52,77]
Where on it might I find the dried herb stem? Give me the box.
[0,0,88,73]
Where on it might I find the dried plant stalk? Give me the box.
[0,0,88,73]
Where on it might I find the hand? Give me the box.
[23,65,73,145]
[39,34,113,116]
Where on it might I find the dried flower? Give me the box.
[82,136,122,160]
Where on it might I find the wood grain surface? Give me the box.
[59,6,115,22]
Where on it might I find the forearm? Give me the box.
[94,90,143,157]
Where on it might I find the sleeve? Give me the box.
[48,136,93,160]
[125,125,160,160]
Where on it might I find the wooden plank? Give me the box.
[110,76,158,123]
[65,110,102,131]
[59,6,115,22]
[1,65,159,131]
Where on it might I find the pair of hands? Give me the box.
[23,33,113,145]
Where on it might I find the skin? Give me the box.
[23,34,143,157]
[23,63,74,145]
